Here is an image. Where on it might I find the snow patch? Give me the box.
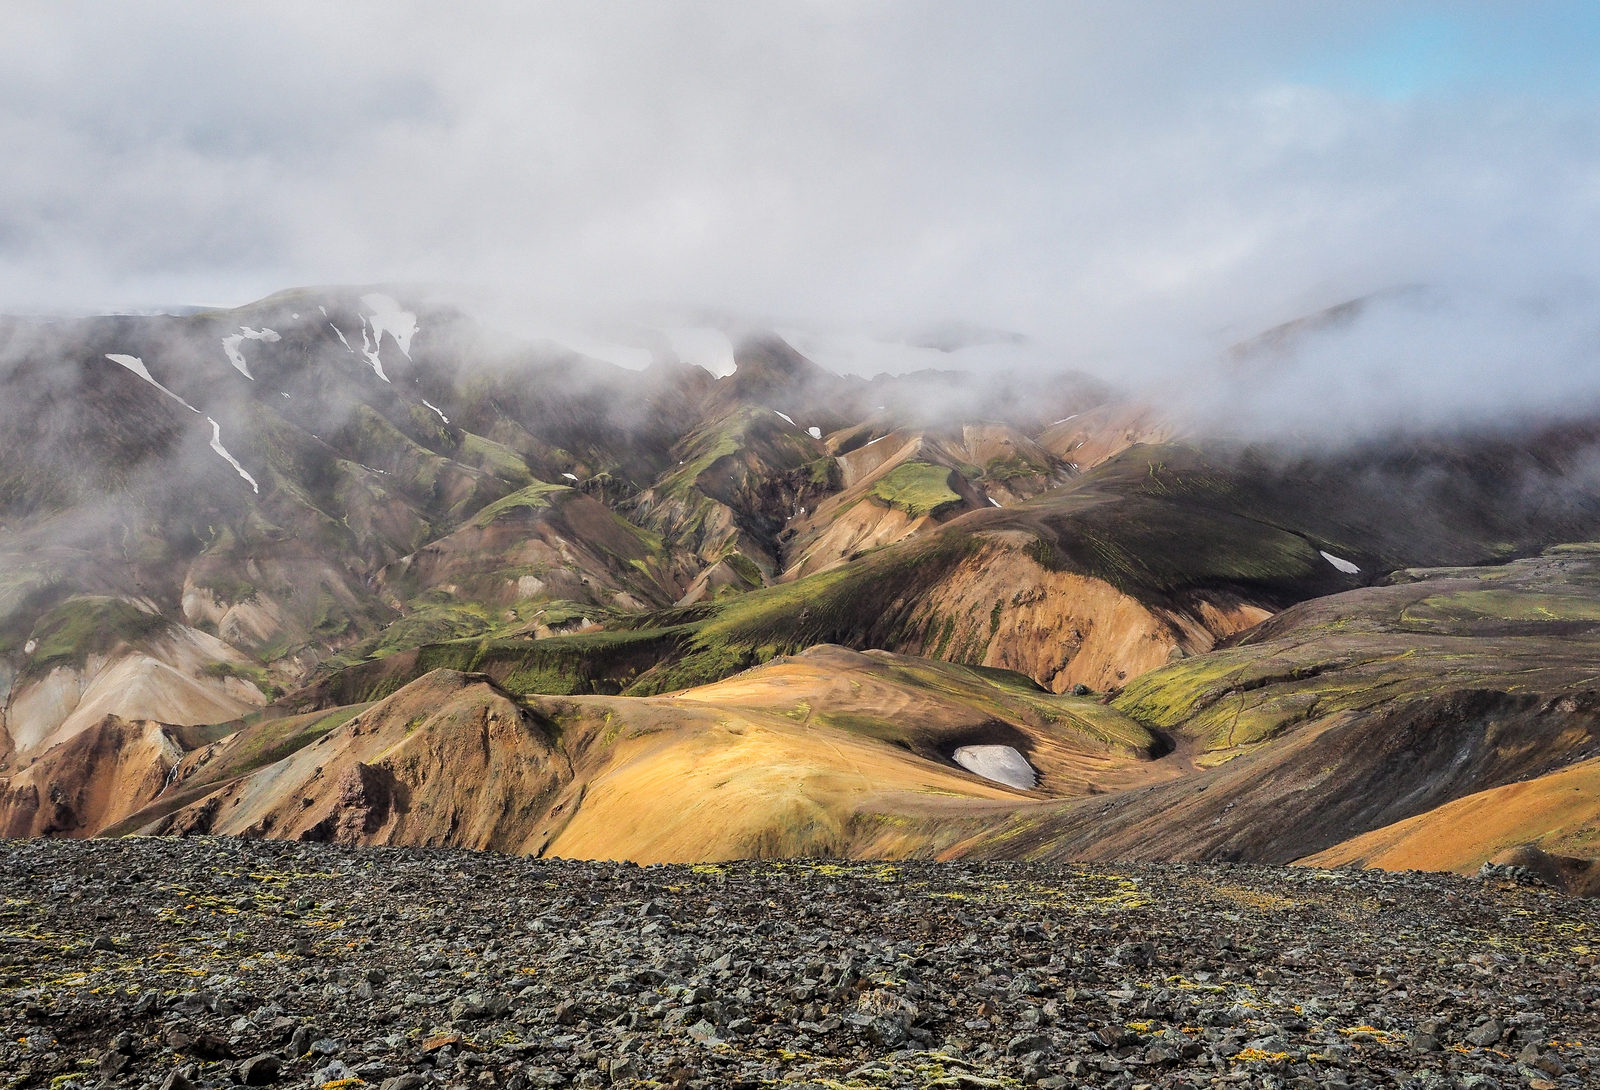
[421,398,449,424]
[773,410,796,426]
[105,354,199,412]
[807,426,823,439]
[206,418,259,493]
[318,305,327,316]
[329,324,354,352]
[359,294,418,382]
[220,326,278,380]
[953,745,1036,790]
[562,472,579,481]
[359,322,389,382]
[1320,550,1361,574]
[865,436,885,446]
[23,639,36,655]
[989,497,1002,508]
[1051,415,1079,425]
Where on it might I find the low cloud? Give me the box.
[2,3,1600,432]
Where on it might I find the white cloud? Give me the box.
[1,2,1599,427]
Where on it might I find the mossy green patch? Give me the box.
[1403,589,1600,626]
[868,462,964,519]
[470,481,571,527]
[457,432,534,484]
[23,596,172,678]
[201,660,282,701]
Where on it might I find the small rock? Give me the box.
[867,1016,908,1049]
[1007,1032,1052,1057]
[238,1053,283,1085]
[1466,1019,1505,1047]
[380,1077,426,1090]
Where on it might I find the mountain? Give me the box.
[6,286,1600,877]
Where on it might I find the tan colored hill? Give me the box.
[0,715,188,837]
[779,423,1066,582]
[1,596,266,768]
[118,647,1176,860]
[1036,402,1177,471]
[1301,757,1600,874]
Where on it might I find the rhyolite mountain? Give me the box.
[5,286,1600,882]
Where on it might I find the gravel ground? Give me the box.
[1,839,1597,1090]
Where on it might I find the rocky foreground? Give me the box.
[1,840,1596,1090]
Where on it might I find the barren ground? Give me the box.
[1,838,1596,1090]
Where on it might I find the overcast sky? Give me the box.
[6,1,1600,419]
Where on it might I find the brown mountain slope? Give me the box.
[1,596,267,768]
[932,544,1600,864]
[0,715,188,837]
[131,648,1180,860]
[778,423,1067,582]
[1301,757,1600,875]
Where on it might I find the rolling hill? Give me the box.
[6,286,1600,881]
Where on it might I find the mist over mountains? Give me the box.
[4,4,1600,899]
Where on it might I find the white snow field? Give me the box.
[220,326,279,379]
[104,354,257,492]
[106,354,199,411]
[952,744,1036,790]
[206,419,259,493]
[1320,550,1361,574]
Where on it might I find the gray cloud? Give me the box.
[3,1,1600,429]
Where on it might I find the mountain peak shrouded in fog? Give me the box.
[5,3,1600,425]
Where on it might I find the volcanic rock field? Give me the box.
[2,838,1596,1090]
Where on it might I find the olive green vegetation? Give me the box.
[980,453,1053,481]
[329,625,702,705]
[456,432,535,485]
[1031,440,1600,608]
[201,660,283,701]
[869,656,1156,755]
[1402,589,1600,626]
[330,598,499,666]
[624,530,984,695]
[868,462,965,519]
[1032,472,1328,602]
[722,552,765,588]
[652,411,751,502]
[469,480,571,527]
[1110,545,1600,752]
[21,596,173,679]
[309,528,982,702]
[807,455,842,489]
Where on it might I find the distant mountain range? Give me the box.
[4,286,1600,881]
